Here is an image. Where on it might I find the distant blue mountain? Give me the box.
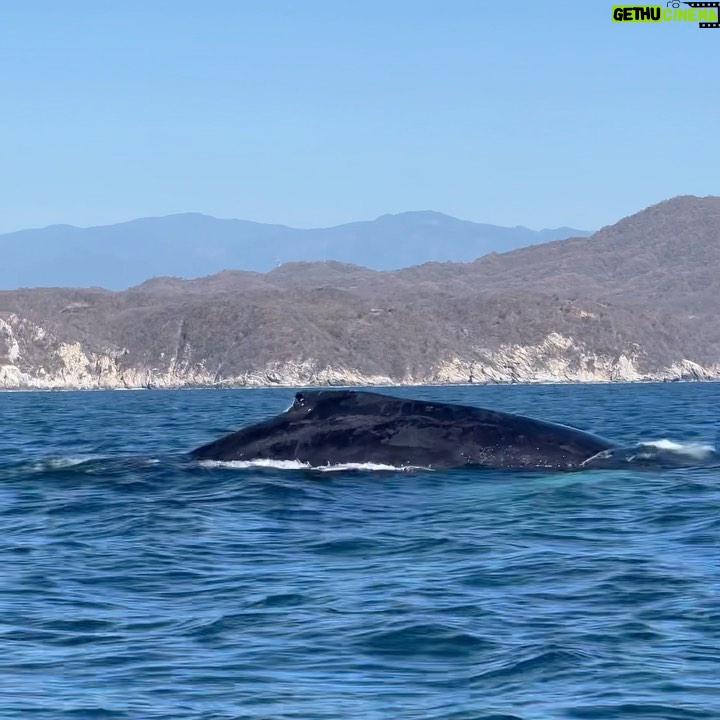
[0,211,591,290]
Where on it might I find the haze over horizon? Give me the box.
[0,209,593,290]
[1,1,718,236]
[11,209,591,235]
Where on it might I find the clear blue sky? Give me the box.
[1,0,717,234]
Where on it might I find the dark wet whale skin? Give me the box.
[190,390,618,469]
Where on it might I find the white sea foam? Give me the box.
[33,456,102,470]
[315,462,428,473]
[199,459,311,470]
[29,455,161,472]
[637,439,716,460]
[198,459,427,472]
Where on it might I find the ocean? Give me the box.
[1,383,719,719]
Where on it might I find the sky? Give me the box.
[1,0,718,234]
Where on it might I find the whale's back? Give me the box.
[191,390,617,469]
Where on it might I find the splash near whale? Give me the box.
[191,390,626,470]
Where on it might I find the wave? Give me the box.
[584,438,719,469]
[0,455,164,482]
[30,456,162,470]
[637,439,716,460]
[32,456,105,470]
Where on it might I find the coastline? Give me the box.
[3,316,718,391]
[1,376,717,393]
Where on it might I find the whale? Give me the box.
[190,390,621,469]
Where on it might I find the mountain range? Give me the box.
[0,195,718,389]
[0,212,589,290]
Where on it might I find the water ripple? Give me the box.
[1,384,719,718]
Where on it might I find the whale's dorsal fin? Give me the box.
[292,390,358,412]
[292,391,330,411]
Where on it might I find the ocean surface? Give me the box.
[1,383,719,720]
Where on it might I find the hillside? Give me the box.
[0,196,718,389]
[465,195,720,313]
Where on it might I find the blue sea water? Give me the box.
[1,382,719,720]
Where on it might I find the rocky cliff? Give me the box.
[0,311,715,391]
